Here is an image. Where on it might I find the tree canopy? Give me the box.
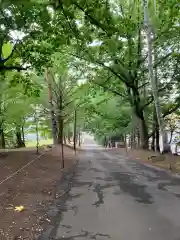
[0,0,179,151]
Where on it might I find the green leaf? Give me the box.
[2,42,13,59]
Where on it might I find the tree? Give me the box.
[0,0,179,154]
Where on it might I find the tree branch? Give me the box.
[141,95,154,110]
[62,100,74,109]
[163,104,180,118]
[153,52,173,68]
[72,1,112,35]
[0,65,28,72]
[93,80,126,98]
[141,52,174,74]
[148,103,180,139]
[138,82,149,89]
[71,53,134,89]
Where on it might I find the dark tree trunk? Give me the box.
[139,117,149,149]
[16,127,25,148]
[61,141,64,168]
[21,125,25,146]
[78,131,81,147]
[151,132,155,151]
[57,117,64,168]
[58,118,64,168]
[57,90,64,145]
[0,127,5,149]
[155,115,160,151]
[73,109,77,153]
[129,85,149,150]
[137,125,140,148]
[35,114,39,154]
[131,131,136,149]
[51,110,58,144]
[151,107,156,151]
[57,117,63,144]
[169,130,174,144]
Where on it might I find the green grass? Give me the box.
[26,139,53,147]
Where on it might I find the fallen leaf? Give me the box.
[14,206,25,212]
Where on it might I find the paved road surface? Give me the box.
[41,141,180,240]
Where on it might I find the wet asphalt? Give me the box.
[40,145,180,240]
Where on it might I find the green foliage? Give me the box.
[1,42,13,59]
[0,0,179,148]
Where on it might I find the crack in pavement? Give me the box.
[92,183,104,207]
[55,229,111,240]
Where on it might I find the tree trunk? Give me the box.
[169,130,174,144]
[0,127,5,149]
[58,118,64,168]
[16,127,25,148]
[132,101,149,149]
[78,131,81,147]
[61,141,64,168]
[155,120,160,151]
[57,117,64,168]
[73,109,77,153]
[143,0,165,153]
[131,131,136,149]
[57,88,64,145]
[45,68,58,144]
[64,136,67,145]
[151,107,156,151]
[57,117,63,144]
[22,125,25,144]
[137,124,141,148]
[151,132,155,151]
[131,111,137,149]
[139,117,149,149]
[68,133,71,143]
[35,112,39,154]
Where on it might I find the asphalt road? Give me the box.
[41,144,180,240]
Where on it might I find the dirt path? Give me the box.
[105,148,180,173]
[0,145,77,240]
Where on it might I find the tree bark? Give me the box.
[151,107,156,151]
[132,95,149,149]
[73,109,77,153]
[139,117,149,149]
[143,0,165,153]
[0,127,5,149]
[22,125,25,144]
[16,126,25,148]
[78,131,81,147]
[35,112,39,154]
[155,119,160,151]
[57,117,63,144]
[45,68,58,144]
[169,130,174,144]
[151,131,155,151]
[64,135,67,145]
[57,88,64,145]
